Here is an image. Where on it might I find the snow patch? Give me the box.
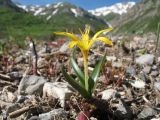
[34,8,44,16]
[89,2,135,16]
[46,15,52,20]
[40,12,47,15]
[54,2,62,8]
[17,5,28,12]
[70,8,78,17]
[52,9,58,15]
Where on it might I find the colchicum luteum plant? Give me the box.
[54,26,113,99]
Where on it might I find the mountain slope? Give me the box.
[0,0,108,42]
[114,0,160,34]
[0,0,48,41]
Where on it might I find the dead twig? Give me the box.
[9,105,36,118]
[0,80,17,87]
[0,73,13,81]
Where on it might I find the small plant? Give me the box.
[54,26,113,98]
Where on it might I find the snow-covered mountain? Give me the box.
[89,2,135,16]
[17,2,85,20]
[15,2,108,32]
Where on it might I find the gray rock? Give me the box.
[143,66,151,74]
[154,81,160,91]
[138,107,157,119]
[114,99,132,119]
[39,108,67,120]
[150,71,159,77]
[16,95,29,103]
[126,67,136,76]
[135,54,154,65]
[8,72,23,79]
[152,65,157,70]
[18,75,47,95]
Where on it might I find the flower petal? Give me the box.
[92,27,113,40]
[96,37,113,46]
[69,41,78,48]
[54,32,79,41]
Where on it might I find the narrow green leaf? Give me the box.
[70,57,85,86]
[91,53,106,82]
[61,66,90,98]
[88,53,107,94]
[88,76,95,96]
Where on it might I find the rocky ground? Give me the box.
[0,33,160,120]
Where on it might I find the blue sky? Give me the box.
[12,0,140,10]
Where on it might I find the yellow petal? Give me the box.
[96,37,113,46]
[68,41,78,48]
[92,27,113,40]
[54,32,79,41]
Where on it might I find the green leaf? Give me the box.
[61,66,91,98]
[70,57,85,87]
[88,53,107,94]
[88,76,95,96]
[91,53,106,82]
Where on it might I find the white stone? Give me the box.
[106,56,116,61]
[129,80,145,89]
[43,82,73,107]
[99,89,117,100]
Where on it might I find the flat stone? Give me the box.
[135,54,154,65]
[18,75,47,95]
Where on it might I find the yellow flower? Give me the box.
[54,26,113,52]
[54,26,113,91]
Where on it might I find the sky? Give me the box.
[12,0,140,10]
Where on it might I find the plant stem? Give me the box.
[82,50,89,91]
[155,22,160,53]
